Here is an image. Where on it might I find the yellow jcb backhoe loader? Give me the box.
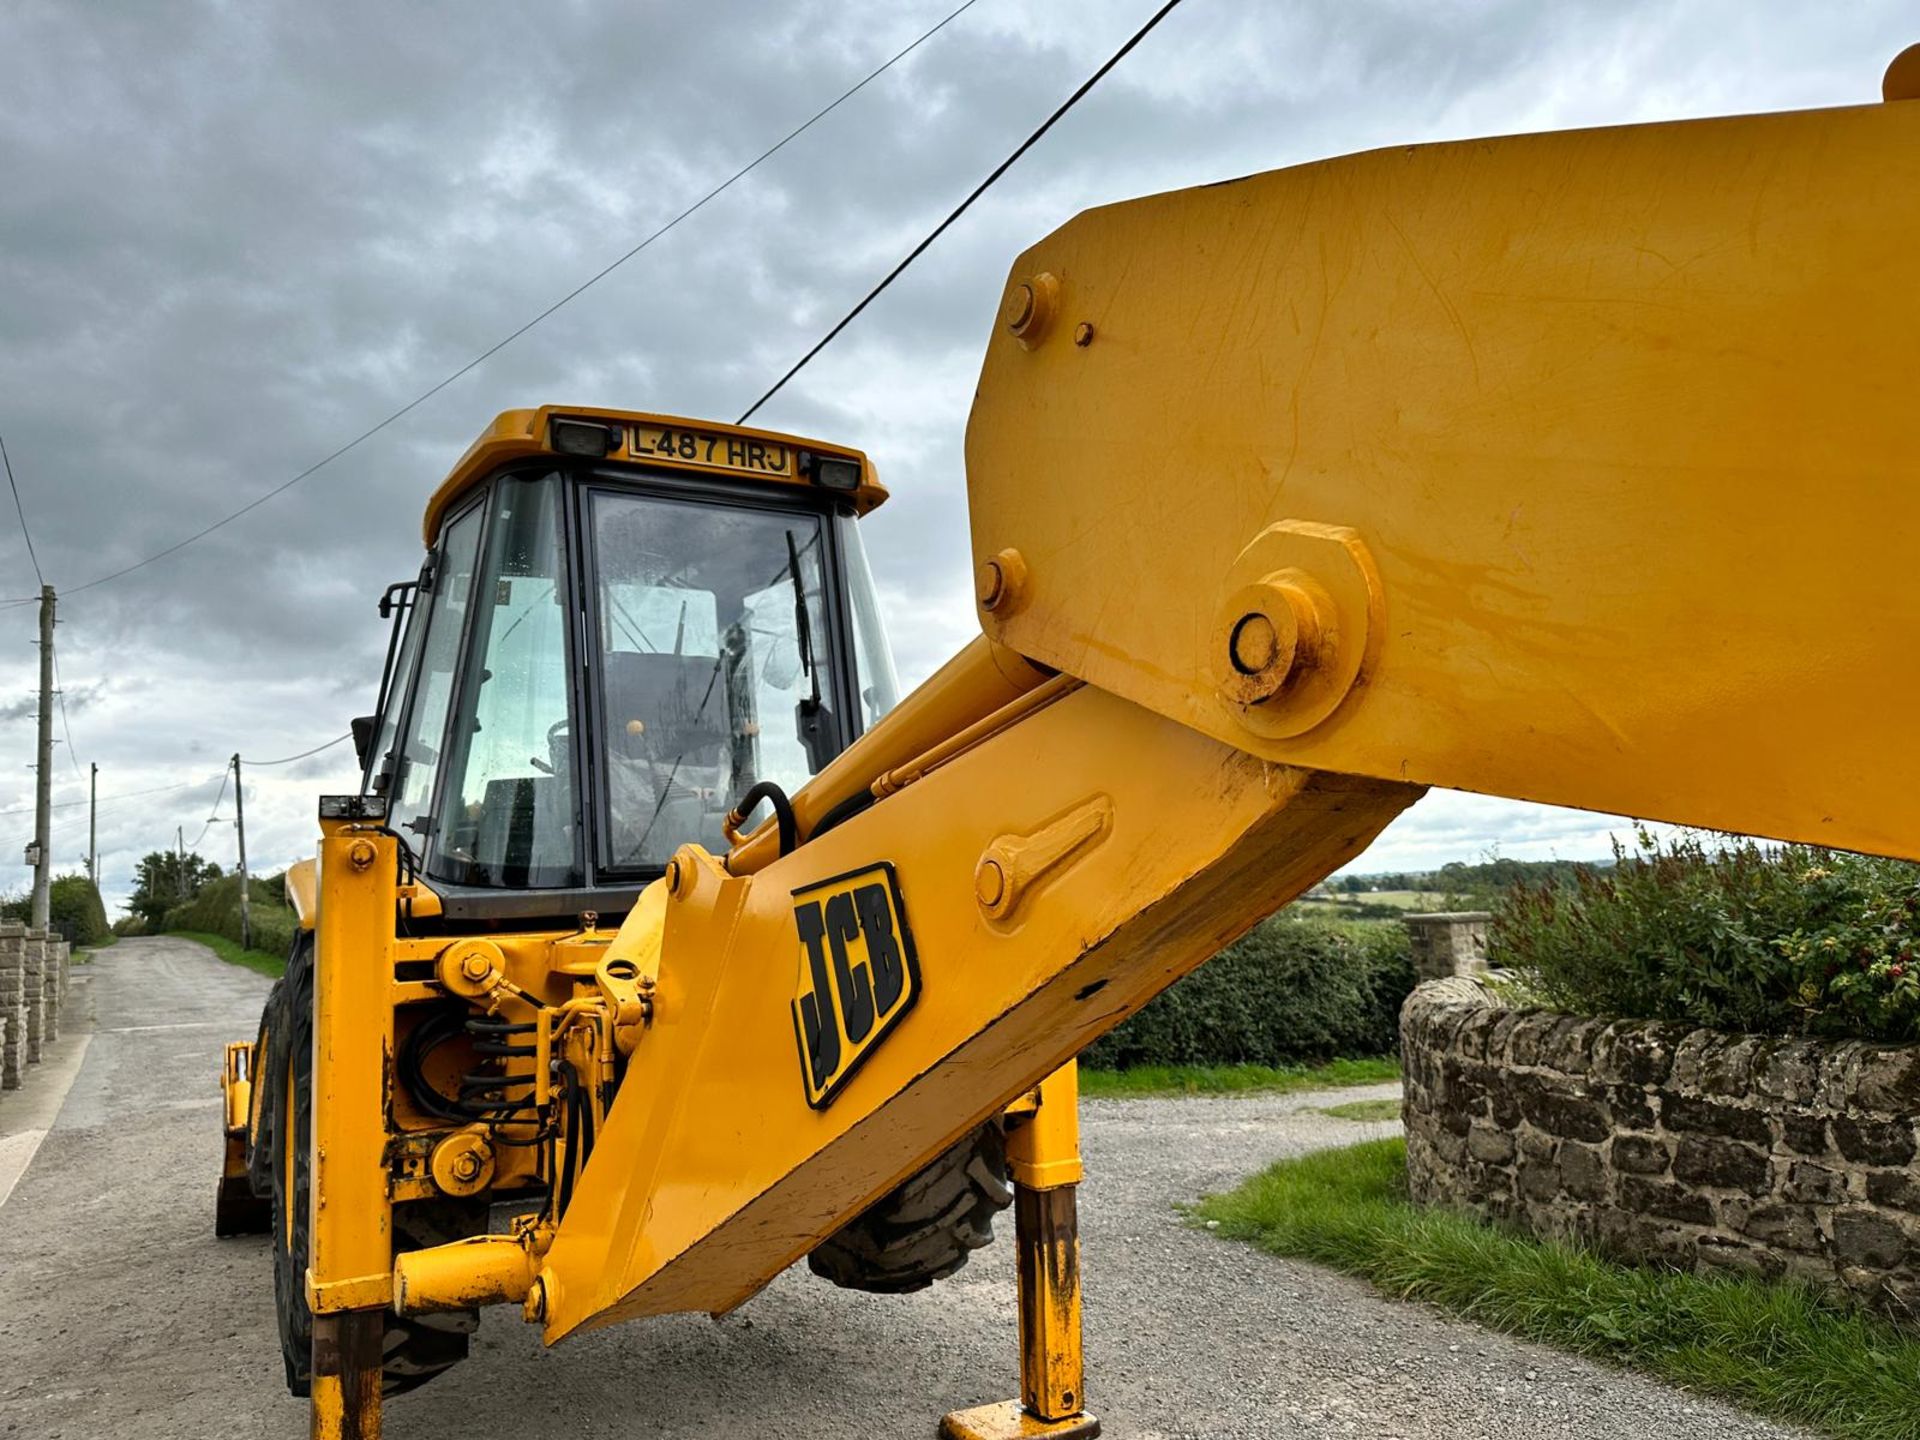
[217,45,1920,1440]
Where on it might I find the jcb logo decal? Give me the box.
[790,862,920,1109]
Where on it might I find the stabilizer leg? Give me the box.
[310,1309,382,1440]
[942,1063,1099,1440]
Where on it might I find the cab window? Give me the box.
[589,488,837,871]
[388,503,484,847]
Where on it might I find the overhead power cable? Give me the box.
[44,0,984,602]
[0,778,205,819]
[737,0,1189,425]
[247,732,353,766]
[0,433,44,592]
[190,766,232,851]
[49,641,82,778]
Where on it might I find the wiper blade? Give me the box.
[786,530,821,709]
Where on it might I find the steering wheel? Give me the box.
[531,717,570,776]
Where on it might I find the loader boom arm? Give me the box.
[968,94,1920,861]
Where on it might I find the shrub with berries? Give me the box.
[1492,829,1920,1040]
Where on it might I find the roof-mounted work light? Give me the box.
[549,418,616,458]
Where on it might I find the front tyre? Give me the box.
[269,932,485,1397]
[808,1120,1014,1294]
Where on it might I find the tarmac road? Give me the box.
[0,936,1808,1440]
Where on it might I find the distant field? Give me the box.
[1298,890,1452,912]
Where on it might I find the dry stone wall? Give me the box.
[1402,977,1920,1318]
[0,923,69,1093]
[1404,912,1491,980]
[22,930,44,1064]
[0,924,24,1088]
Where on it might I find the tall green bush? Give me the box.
[0,873,111,944]
[161,870,298,959]
[1493,830,1920,1040]
[1082,916,1413,1069]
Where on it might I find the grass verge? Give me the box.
[1316,1097,1401,1123]
[172,929,288,980]
[1079,1056,1398,1098]
[1197,1138,1920,1440]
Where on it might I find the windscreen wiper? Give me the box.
[786,529,833,770]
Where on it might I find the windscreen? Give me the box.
[590,489,837,870]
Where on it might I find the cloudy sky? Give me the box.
[0,1,1911,913]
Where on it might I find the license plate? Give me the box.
[632,423,793,478]
[790,862,921,1109]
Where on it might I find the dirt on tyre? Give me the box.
[270,932,487,1397]
[808,1120,1014,1294]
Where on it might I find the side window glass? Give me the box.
[365,584,425,796]
[837,514,900,729]
[432,475,579,887]
[388,503,484,846]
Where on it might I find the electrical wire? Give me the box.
[0,779,204,818]
[1,433,44,591]
[246,732,353,766]
[190,766,232,851]
[737,0,1190,424]
[45,0,984,601]
[49,640,82,778]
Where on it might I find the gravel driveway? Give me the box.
[0,937,1808,1439]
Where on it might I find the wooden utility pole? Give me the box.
[87,761,97,886]
[232,753,250,950]
[176,825,185,901]
[30,584,53,932]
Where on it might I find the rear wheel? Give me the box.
[269,933,486,1398]
[808,1120,1014,1294]
[243,971,286,1201]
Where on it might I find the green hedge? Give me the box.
[0,873,111,945]
[1081,916,1413,1069]
[1492,830,1920,1041]
[161,870,299,960]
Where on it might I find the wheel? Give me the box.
[244,966,288,1201]
[269,933,486,1398]
[808,1120,1014,1294]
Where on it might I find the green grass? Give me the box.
[1197,1139,1920,1440]
[172,929,288,980]
[1079,1056,1398,1098]
[1316,1097,1402,1123]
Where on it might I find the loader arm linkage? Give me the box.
[295,65,1920,1440]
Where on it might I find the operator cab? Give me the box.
[353,407,899,922]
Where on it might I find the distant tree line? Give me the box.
[125,850,225,930]
[1328,856,1603,905]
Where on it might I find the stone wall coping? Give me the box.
[0,923,23,937]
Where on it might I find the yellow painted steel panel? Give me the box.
[307,827,397,1312]
[967,98,1920,860]
[541,683,1417,1337]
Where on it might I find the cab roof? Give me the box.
[422,405,887,544]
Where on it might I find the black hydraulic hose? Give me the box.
[732,780,798,856]
[809,786,877,841]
